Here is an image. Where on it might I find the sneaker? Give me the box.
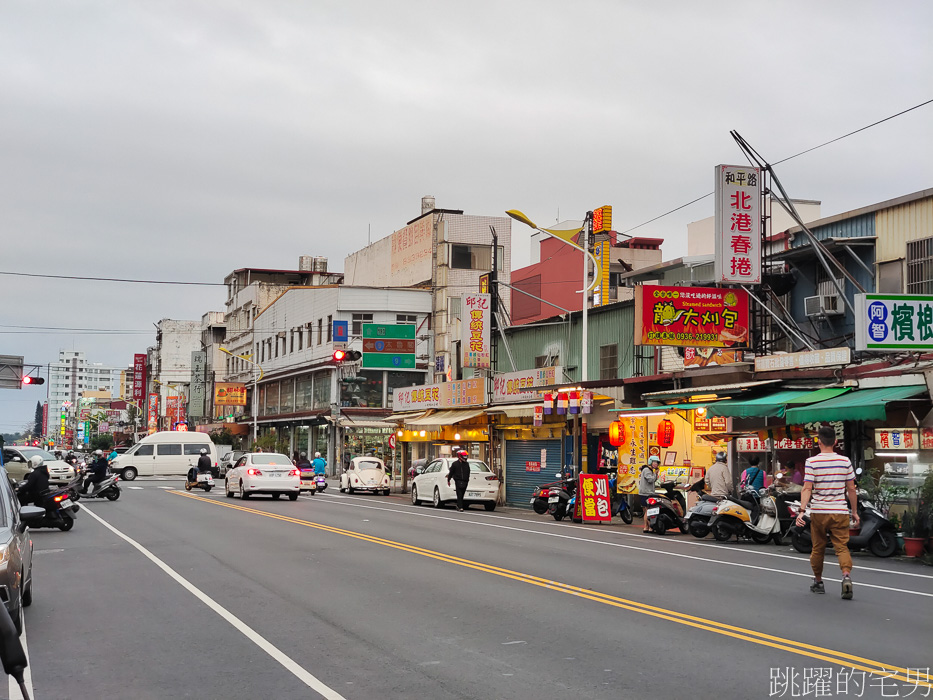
[810,579,825,594]
[841,575,853,600]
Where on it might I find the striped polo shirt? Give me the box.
[804,451,855,514]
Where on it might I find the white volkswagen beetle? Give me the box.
[340,456,390,495]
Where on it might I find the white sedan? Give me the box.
[340,456,390,495]
[410,457,499,511]
[225,453,300,501]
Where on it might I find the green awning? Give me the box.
[707,390,815,419]
[784,385,928,424]
[784,387,851,405]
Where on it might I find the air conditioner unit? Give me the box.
[804,295,844,317]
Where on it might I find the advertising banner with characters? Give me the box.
[615,417,647,494]
[579,474,612,522]
[634,285,750,348]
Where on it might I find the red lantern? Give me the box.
[657,419,675,448]
[609,421,626,447]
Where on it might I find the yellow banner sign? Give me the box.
[214,383,247,406]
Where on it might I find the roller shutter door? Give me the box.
[504,439,562,508]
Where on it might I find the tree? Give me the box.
[34,401,43,437]
[209,427,243,450]
[90,434,114,451]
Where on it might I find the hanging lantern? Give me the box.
[609,421,626,447]
[657,419,675,448]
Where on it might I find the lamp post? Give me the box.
[219,347,263,446]
[506,209,600,381]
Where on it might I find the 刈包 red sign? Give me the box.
[634,285,750,348]
[578,474,611,522]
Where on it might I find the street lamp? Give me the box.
[219,347,263,445]
[506,209,600,381]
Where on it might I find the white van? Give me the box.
[112,432,218,480]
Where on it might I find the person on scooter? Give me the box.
[17,456,50,507]
[84,449,110,495]
[187,448,212,484]
[706,451,733,499]
[638,456,659,533]
[296,452,312,469]
[312,452,327,477]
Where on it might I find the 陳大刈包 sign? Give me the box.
[855,294,933,351]
[634,285,750,348]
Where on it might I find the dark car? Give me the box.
[0,468,34,635]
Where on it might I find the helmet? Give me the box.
[94,449,103,456]
[648,455,660,464]
[28,455,44,469]
[300,452,307,458]
[715,451,727,462]
[458,450,469,458]
[199,448,207,455]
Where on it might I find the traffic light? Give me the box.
[345,350,362,361]
[333,348,347,363]
[332,349,362,363]
[21,375,45,386]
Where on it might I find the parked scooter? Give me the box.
[530,482,553,515]
[684,479,720,538]
[608,475,634,524]
[547,472,576,521]
[184,468,214,493]
[707,486,781,543]
[645,481,688,535]
[789,496,898,557]
[16,486,78,531]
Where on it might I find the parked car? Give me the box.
[225,453,300,500]
[340,457,390,495]
[1,447,74,484]
[110,432,218,480]
[0,467,34,635]
[219,451,248,477]
[410,457,499,511]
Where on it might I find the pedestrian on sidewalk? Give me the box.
[740,456,765,491]
[446,450,471,512]
[638,456,660,533]
[796,425,858,599]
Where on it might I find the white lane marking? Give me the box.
[80,506,346,700]
[501,640,526,645]
[128,486,144,490]
[307,497,933,598]
[157,486,175,490]
[9,617,33,700]
[315,492,933,581]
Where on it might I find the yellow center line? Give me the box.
[168,490,932,688]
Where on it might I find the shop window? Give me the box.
[352,313,372,337]
[265,382,280,415]
[280,377,294,414]
[312,373,330,409]
[599,344,618,380]
[907,237,933,294]
[296,376,313,410]
[340,370,383,408]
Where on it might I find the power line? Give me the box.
[618,97,933,235]
[0,271,225,286]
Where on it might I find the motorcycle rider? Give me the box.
[84,449,110,494]
[188,448,212,483]
[296,452,312,469]
[706,451,733,499]
[17,456,50,507]
[312,452,327,477]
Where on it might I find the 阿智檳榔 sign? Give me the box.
[634,285,750,348]
[856,294,933,351]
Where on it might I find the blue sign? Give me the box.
[867,302,889,342]
[333,320,348,342]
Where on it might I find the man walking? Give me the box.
[446,450,471,512]
[796,425,859,599]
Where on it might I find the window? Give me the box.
[352,313,372,337]
[290,330,295,354]
[327,315,333,342]
[183,444,211,456]
[450,244,492,270]
[815,263,845,298]
[448,297,461,324]
[297,328,303,351]
[397,314,417,324]
[535,354,558,368]
[317,319,323,346]
[907,237,933,295]
[877,259,904,294]
[157,444,182,456]
[599,344,618,380]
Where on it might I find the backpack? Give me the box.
[740,467,761,489]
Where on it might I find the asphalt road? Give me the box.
[9,479,933,699]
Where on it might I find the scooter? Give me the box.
[16,486,78,531]
[608,475,634,524]
[645,481,688,535]
[75,472,121,501]
[684,480,720,538]
[789,497,898,557]
[184,469,214,493]
[547,472,576,521]
[707,487,781,543]
[314,474,328,493]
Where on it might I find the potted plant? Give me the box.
[901,510,925,557]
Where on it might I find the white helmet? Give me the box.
[29,455,44,469]
[314,452,321,458]
[200,448,207,455]
[94,449,103,456]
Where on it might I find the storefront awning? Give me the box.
[403,409,487,427]
[640,380,780,401]
[707,388,851,419]
[784,385,928,424]
[611,402,716,416]
[384,411,428,422]
[485,403,538,418]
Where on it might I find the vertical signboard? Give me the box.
[42,403,49,438]
[189,350,207,418]
[461,293,491,369]
[615,417,647,493]
[333,320,348,345]
[579,473,612,522]
[147,393,159,433]
[133,354,147,404]
[591,205,612,234]
[714,164,761,285]
[593,241,611,306]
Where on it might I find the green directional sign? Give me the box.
[362,324,416,369]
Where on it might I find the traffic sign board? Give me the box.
[362,324,416,369]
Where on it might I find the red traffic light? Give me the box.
[22,376,45,386]
[333,349,347,362]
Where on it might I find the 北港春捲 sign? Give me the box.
[634,285,750,348]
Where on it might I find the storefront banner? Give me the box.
[754,347,851,372]
[579,474,611,522]
[147,392,159,428]
[714,164,761,284]
[133,353,147,404]
[166,396,186,425]
[874,429,918,451]
[634,285,750,348]
[684,347,743,368]
[533,406,543,427]
[856,293,933,351]
[593,241,611,306]
[189,350,207,418]
[214,383,248,406]
[461,293,491,369]
[392,378,487,411]
[492,366,562,403]
[525,461,541,473]
[737,436,815,452]
[616,417,647,493]
[693,414,727,432]
[42,403,48,437]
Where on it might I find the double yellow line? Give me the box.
[170,490,932,689]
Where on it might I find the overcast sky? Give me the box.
[1,1,931,433]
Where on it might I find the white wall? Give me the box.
[688,199,822,256]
